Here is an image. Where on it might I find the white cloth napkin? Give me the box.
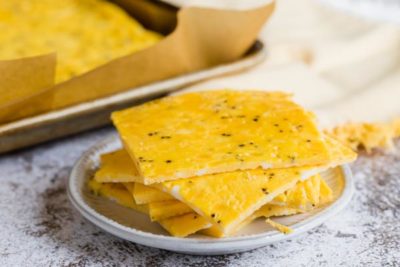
[174,0,400,128]
[161,0,273,9]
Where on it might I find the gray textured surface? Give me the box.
[0,128,399,267]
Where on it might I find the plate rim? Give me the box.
[68,136,354,254]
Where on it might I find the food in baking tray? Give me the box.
[0,0,162,83]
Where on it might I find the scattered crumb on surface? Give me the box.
[325,119,400,153]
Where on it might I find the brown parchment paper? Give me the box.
[0,0,275,125]
[113,0,178,35]
[0,54,56,123]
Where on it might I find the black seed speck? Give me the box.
[262,188,269,194]
[217,220,221,224]
[238,144,245,147]
[252,115,260,122]
[221,133,232,137]
[279,130,284,133]
[161,136,171,139]
[235,154,244,162]
[306,139,311,143]
[274,124,279,127]
[165,160,172,163]
[148,131,158,136]
[288,155,296,163]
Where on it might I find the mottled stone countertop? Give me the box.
[0,127,399,267]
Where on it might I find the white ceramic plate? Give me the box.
[68,136,354,255]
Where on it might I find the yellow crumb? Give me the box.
[265,219,293,234]
[325,119,400,153]
[393,119,400,137]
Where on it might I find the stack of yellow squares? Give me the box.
[89,90,357,237]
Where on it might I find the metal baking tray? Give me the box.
[0,41,265,153]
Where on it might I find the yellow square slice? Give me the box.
[159,168,322,235]
[106,171,320,213]
[202,204,300,237]
[165,174,332,238]
[121,183,190,220]
[130,182,174,204]
[148,200,192,221]
[88,179,148,214]
[94,150,140,183]
[158,136,356,235]
[93,135,356,185]
[112,90,332,184]
[158,213,211,237]
[88,179,209,237]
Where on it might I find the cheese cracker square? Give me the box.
[112,90,331,184]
